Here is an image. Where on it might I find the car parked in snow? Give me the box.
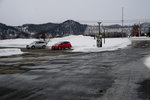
[51,41,72,50]
[26,41,47,49]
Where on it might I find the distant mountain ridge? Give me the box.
[0,23,29,39]
[1,21,150,39]
[0,20,87,39]
[141,22,150,28]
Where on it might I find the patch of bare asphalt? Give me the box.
[137,79,150,100]
[0,87,15,97]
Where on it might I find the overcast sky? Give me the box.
[0,0,150,26]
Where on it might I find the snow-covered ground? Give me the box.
[0,39,38,48]
[0,48,23,56]
[144,56,150,69]
[0,35,131,56]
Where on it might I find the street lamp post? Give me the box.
[104,28,105,44]
[97,22,102,47]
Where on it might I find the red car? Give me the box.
[51,41,72,50]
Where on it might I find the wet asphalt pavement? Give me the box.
[0,40,150,100]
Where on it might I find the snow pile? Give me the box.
[144,56,150,69]
[0,48,23,56]
[48,35,131,52]
[0,39,38,48]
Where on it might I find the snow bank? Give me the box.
[0,39,38,48]
[144,56,150,69]
[0,48,23,56]
[0,35,131,53]
[48,35,131,52]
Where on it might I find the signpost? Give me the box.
[97,22,102,47]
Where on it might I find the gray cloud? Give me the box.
[0,0,150,26]
[0,0,3,4]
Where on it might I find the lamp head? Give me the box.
[97,22,102,25]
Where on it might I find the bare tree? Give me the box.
[131,24,140,36]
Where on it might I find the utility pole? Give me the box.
[97,22,102,47]
[122,7,124,37]
[139,22,141,37]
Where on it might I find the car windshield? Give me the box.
[30,41,37,45]
[54,42,61,45]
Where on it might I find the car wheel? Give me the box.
[52,47,55,50]
[31,46,35,49]
[68,46,71,49]
[42,45,46,49]
[26,45,30,49]
[58,47,62,50]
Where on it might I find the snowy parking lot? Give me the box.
[0,36,150,100]
[0,39,150,100]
